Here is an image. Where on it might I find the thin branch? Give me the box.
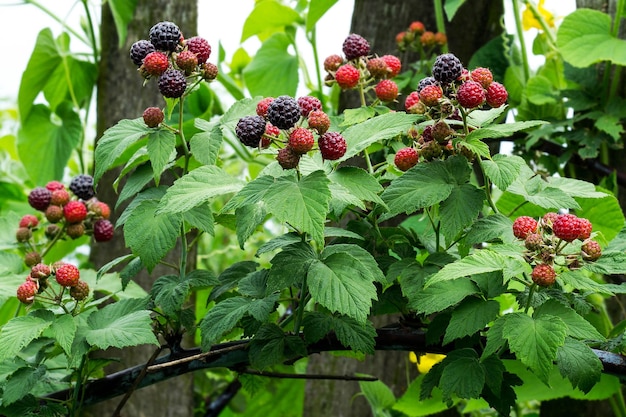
[147,343,247,372]
[239,369,378,382]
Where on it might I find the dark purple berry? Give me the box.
[236,116,267,147]
[342,34,370,60]
[28,187,52,211]
[266,96,301,130]
[158,69,187,98]
[149,21,182,52]
[69,174,95,200]
[417,76,438,93]
[432,53,463,84]
[130,40,156,66]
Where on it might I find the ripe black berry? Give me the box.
[417,76,438,93]
[318,132,347,160]
[130,40,156,66]
[266,96,301,130]
[28,187,52,211]
[432,53,463,84]
[236,116,267,147]
[69,174,95,200]
[342,34,370,60]
[158,69,187,98]
[149,21,181,52]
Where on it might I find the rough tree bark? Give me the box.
[86,1,197,416]
[304,1,503,416]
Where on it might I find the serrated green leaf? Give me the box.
[151,275,188,315]
[307,0,339,31]
[86,299,157,350]
[465,121,547,142]
[340,106,376,126]
[341,112,420,161]
[440,349,485,402]
[264,170,331,245]
[502,313,567,384]
[482,154,526,191]
[549,177,609,199]
[557,9,626,68]
[440,184,484,243]
[482,316,507,359]
[108,0,137,47]
[124,199,181,271]
[324,227,365,240]
[443,298,500,345]
[585,251,626,275]
[200,296,277,349]
[256,232,302,256]
[534,299,604,341]
[577,192,624,242]
[461,137,491,159]
[322,243,386,284]
[302,312,334,344]
[308,253,377,323]
[558,270,614,295]
[116,163,153,209]
[381,160,455,218]
[241,1,302,41]
[210,261,259,301]
[329,166,385,206]
[146,129,176,185]
[223,175,276,212]
[49,314,77,356]
[158,166,245,215]
[191,118,222,166]
[556,338,603,393]
[394,374,453,416]
[333,315,377,354]
[248,323,306,369]
[267,242,316,292]
[236,203,267,248]
[0,315,53,361]
[505,166,580,210]
[409,278,479,315]
[243,33,299,97]
[238,269,270,298]
[464,214,515,245]
[2,365,46,405]
[425,250,529,288]
[183,204,215,235]
[359,378,396,414]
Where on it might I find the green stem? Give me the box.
[612,387,626,417]
[506,200,529,217]
[308,28,326,108]
[478,160,499,214]
[363,148,374,175]
[432,0,448,53]
[292,274,308,335]
[80,0,99,63]
[524,0,555,45]
[511,0,530,82]
[24,0,90,45]
[525,282,537,313]
[69,354,88,417]
[612,0,625,37]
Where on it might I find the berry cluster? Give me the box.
[16,261,90,306]
[512,212,601,287]
[235,95,346,169]
[17,175,114,270]
[129,21,217,99]
[393,54,509,171]
[323,33,402,104]
[395,21,447,54]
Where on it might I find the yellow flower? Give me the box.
[409,352,446,374]
[522,0,555,31]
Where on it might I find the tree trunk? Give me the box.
[86,1,197,416]
[304,1,503,416]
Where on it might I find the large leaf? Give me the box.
[534,299,604,341]
[190,119,223,166]
[17,103,81,185]
[465,121,547,141]
[439,184,484,242]
[409,278,479,315]
[322,243,386,284]
[124,199,182,271]
[440,349,485,402]
[502,313,567,384]
[48,314,77,356]
[557,8,626,67]
[340,112,420,161]
[85,299,158,350]
[464,214,515,245]
[243,33,299,97]
[329,166,385,206]
[307,0,339,31]
[263,170,331,245]
[482,154,526,191]
[308,253,378,323]
[0,315,53,360]
[443,298,500,345]
[556,338,602,393]
[241,0,302,41]
[157,165,245,214]
[108,0,138,48]
[2,365,46,405]
[146,129,176,185]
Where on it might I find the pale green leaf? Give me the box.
[506,168,580,210]
[183,204,215,235]
[190,120,222,166]
[222,175,276,212]
[49,314,77,356]
[241,0,302,41]
[503,313,567,384]
[461,137,491,159]
[577,192,625,242]
[158,165,245,214]
[117,163,153,209]
[557,9,626,67]
[329,166,385,206]
[585,251,626,275]
[108,0,138,48]
[465,121,547,141]
[409,278,479,315]
[440,184,484,243]
[307,0,339,31]
[243,33,299,97]
[534,299,604,341]
[322,243,386,284]
[0,315,53,361]
[236,203,267,248]
[393,375,454,416]
[549,177,609,199]
[464,214,515,245]
[359,379,396,414]
[482,154,526,191]
[340,106,376,126]
[146,129,176,185]
[2,365,46,405]
[443,298,500,345]
[324,227,364,240]
[257,232,302,256]
[263,170,331,245]
[556,338,603,393]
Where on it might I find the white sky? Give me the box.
[0,0,574,100]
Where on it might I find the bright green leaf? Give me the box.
[443,298,500,345]
[440,184,484,243]
[322,243,386,284]
[49,314,77,356]
[0,315,53,361]
[241,1,302,41]
[243,33,299,97]
[465,121,547,142]
[183,204,215,236]
[333,315,377,354]
[236,203,267,248]
[409,278,479,315]
[329,166,385,206]
[556,338,603,393]
[464,214,515,245]
[440,349,485,402]
[108,0,138,48]
[359,378,396,414]
[307,0,339,31]
[2,365,46,405]
[146,129,176,185]
[534,299,604,341]
[482,154,526,191]
[191,119,222,166]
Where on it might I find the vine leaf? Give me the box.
[502,313,567,384]
[534,299,604,341]
[191,119,222,166]
[47,314,77,356]
[146,129,176,185]
[3,365,46,405]
[0,315,53,361]
[439,349,485,403]
[443,298,500,345]
[248,323,307,370]
[152,271,217,316]
[556,337,602,393]
[482,154,526,191]
[303,312,376,354]
[409,278,479,315]
[440,184,484,243]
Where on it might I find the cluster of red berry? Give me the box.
[394,53,509,171]
[395,20,447,53]
[513,212,601,287]
[235,95,347,169]
[16,174,113,265]
[129,21,217,99]
[323,33,403,103]
[16,261,89,306]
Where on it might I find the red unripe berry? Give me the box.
[581,240,602,261]
[50,189,70,206]
[93,219,114,242]
[45,181,65,192]
[297,96,322,117]
[486,82,508,108]
[553,214,582,242]
[55,263,80,287]
[394,148,419,171]
[578,218,593,240]
[17,280,38,304]
[63,201,88,224]
[307,110,331,135]
[30,263,51,280]
[512,216,538,239]
[419,84,443,107]
[142,51,169,76]
[185,36,211,64]
[143,107,164,128]
[19,214,39,228]
[381,55,402,77]
[532,264,557,287]
[457,81,486,108]
[175,50,198,75]
[409,21,426,34]
[375,79,399,102]
[324,54,344,72]
[318,132,347,160]
[405,91,421,112]
[335,64,360,89]
[288,128,315,154]
[256,97,275,118]
[470,67,494,88]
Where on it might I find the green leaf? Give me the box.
[585,251,626,275]
[236,204,267,248]
[49,314,77,356]
[243,33,299,97]
[264,170,331,245]
[308,253,377,323]
[210,261,259,301]
[381,160,455,218]
[394,374,454,416]
[0,315,53,361]
[465,121,547,141]
[504,166,580,210]
[556,338,602,393]
[359,378,396,415]
[239,269,270,298]
[108,0,138,48]
[117,163,153,209]
[190,119,222,166]
[482,316,507,359]
[17,103,82,185]
[444,0,467,20]
[324,227,365,240]
[307,0,339,31]
[241,0,302,41]
[268,242,317,292]
[482,154,526,191]
[443,298,500,345]
[534,299,604,341]
[526,75,559,105]
[464,214,515,245]
[557,8,626,67]
[425,250,529,288]
[94,118,151,183]
[302,312,334,344]
[549,177,609,199]
[440,349,485,402]
[461,136,491,159]
[3,365,46,405]
[333,315,377,354]
[86,299,158,350]
[183,204,215,236]
[249,324,306,369]
[200,296,277,349]
[256,232,302,256]
[340,106,376,126]
[322,243,386,284]
[146,129,176,185]
[158,166,245,214]
[329,166,385,206]
[409,278,479,315]
[222,175,275,212]
[341,112,420,161]
[502,313,567,384]
[440,184,484,242]
[577,192,625,242]
[124,199,182,271]
[151,275,189,315]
